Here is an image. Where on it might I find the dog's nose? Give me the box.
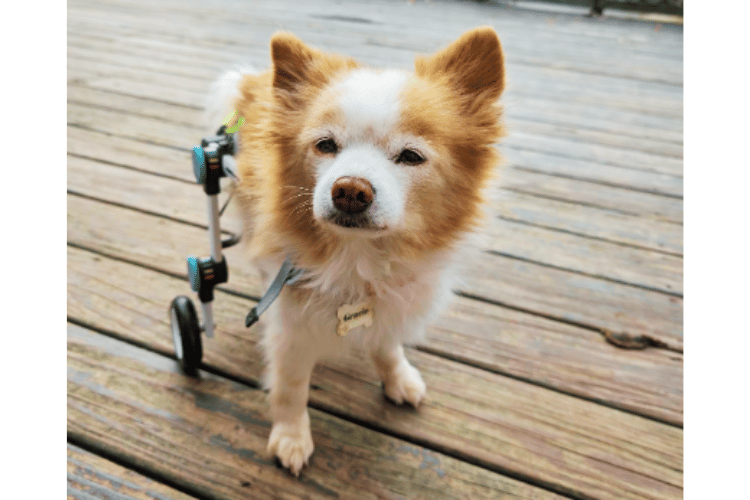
[331,176,373,214]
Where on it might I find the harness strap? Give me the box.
[245,258,302,327]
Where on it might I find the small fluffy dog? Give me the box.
[211,26,505,475]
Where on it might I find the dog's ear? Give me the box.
[270,32,319,93]
[270,32,359,104]
[415,27,505,110]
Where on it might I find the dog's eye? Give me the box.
[315,138,339,155]
[395,149,425,165]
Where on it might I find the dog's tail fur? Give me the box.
[202,65,258,134]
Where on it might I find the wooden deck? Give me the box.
[67,0,683,498]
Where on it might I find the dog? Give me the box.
[209,26,505,475]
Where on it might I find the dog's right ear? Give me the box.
[271,32,318,93]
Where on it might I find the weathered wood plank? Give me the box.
[485,218,682,295]
[69,323,556,500]
[493,189,682,255]
[463,252,682,349]
[504,130,682,176]
[67,198,683,424]
[66,158,683,348]
[67,247,683,499]
[506,147,682,197]
[68,444,199,500]
[505,97,682,140]
[502,168,682,224]
[506,117,682,159]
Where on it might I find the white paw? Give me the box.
[383,362,426,407]
[267,414,314,476]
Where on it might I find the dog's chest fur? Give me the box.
[263,243,456,349]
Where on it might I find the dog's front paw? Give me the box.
[267,413,314,476]
[383,362,426,407]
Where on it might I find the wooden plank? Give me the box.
[67,247,683,499]
[506,117,682,159]
[69,323,558,500]
[505,97,682,139]
[67,198,683,424]
[502,168,682,224]
[68,444,198,500]
[463,252,682,349]
[66,158,683,347]
[504,130,682,176]
[493,189,682,255]
[425,295,683,425]
[484,218,682,295]
[506,147,682,197]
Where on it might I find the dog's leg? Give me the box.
[371,342,426,407]
[265,319,317,476]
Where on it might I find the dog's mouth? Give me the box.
[325,212,386,233]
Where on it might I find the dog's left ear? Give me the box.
[270,32,359,109]
[270,32,319,93]
[416,27,505,110]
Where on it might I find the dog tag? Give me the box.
[336,302,373,337]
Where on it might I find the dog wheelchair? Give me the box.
[169,125,301,374]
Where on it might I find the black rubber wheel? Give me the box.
[169,296,202,375]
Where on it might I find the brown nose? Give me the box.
[331,176,373,214]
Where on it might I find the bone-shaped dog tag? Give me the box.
[336,302,373,337]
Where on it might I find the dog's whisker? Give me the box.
[284,192,313,202]
[282,201,313,225]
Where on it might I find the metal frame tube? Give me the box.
[207,194,223,262]
[201,301,215,338]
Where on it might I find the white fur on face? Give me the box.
[312,144,408,232]
[310,69,416,233]
[337,69,409,138]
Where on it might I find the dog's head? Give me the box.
[267,28,505,262]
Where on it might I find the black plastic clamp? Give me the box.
[187,256,229,303]
[191,126,237,195]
